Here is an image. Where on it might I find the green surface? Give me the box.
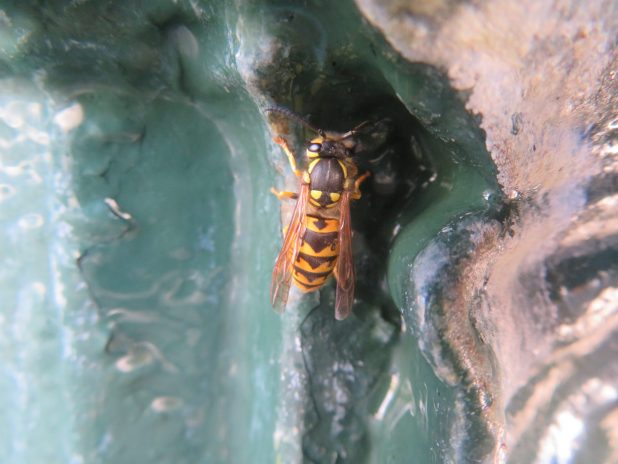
[0,1,501,463]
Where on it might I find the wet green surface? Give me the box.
[1,1,503,463]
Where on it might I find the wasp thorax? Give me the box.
[326,140,353,159]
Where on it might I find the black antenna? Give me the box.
[340,120,370,139]
[265,106,323,135]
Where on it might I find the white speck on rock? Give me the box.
[53,103,84,132]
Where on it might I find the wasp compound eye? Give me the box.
[308,143,322,153]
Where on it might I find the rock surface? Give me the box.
[358,0,618,462]
[0,1,615,463]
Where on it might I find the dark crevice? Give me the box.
[546,241,618,322]
[260,24,500,457]
[586,171,618,204]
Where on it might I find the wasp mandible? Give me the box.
[266,107,370,320]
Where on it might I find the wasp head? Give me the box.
[305,134,356,159]
[264,106,367,159]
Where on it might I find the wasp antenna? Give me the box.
[265,106,322,134]
[341,120,370,139]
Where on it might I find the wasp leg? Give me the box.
[270,187,299,201]
[273,136,302,178]
[351,171,371,200]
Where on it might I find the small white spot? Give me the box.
[67,195,80,210]
[0,161,32,177]
[18,213,44,229]
[151,396,183,412]
[26,127,50,145]
[0,101,24,128]
[28,103,42,118]
[31,282,46,297]
[107,308,156,324]
[54,103,84,132]
[115,350,154,373]
[104,197,133,221]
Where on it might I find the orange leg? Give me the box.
[273,136,302,178]
[352,171,371,200]
[270,187,298,201]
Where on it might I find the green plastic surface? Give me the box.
[1,1,504,463]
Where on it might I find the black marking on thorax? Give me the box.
[309,158,344,193]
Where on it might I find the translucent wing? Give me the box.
[334,191,355,320]
[271,182,309,312]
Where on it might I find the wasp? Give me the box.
[266,107,370,320]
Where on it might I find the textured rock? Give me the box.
[358,0,618,462]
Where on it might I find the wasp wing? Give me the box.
[271,182,309,313]
[334,191,355,320]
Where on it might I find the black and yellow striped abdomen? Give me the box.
[292,214,339,292]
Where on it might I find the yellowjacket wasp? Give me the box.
[267,107,370,320]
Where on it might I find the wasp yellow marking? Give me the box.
[308,158,320,173]
[293,270,328,286]
[296,255,336,274]
[338,160,347,178]
[310,190,322,200]
[300,240,338,257]
[306,216,339,233]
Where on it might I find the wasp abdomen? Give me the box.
[293,214,339,292]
